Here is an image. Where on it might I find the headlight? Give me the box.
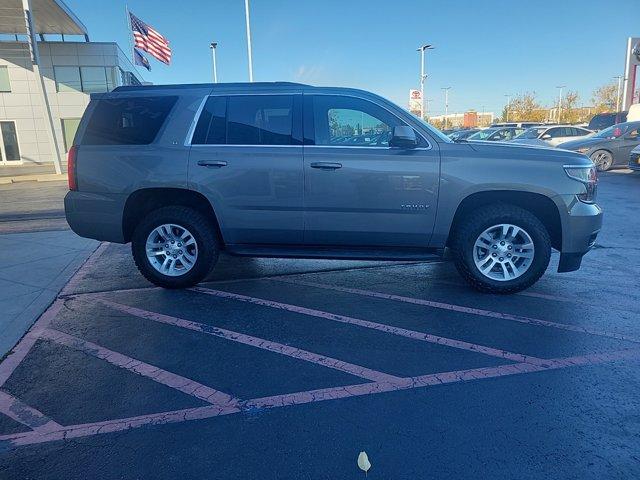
[576,147,590,153]
[564,166,597,203]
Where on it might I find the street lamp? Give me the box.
[442,87,451,128]
[209,42,218,83]
[244,0,254,82]
[417,44,434,119]
[504,94,512,122]
[556,85,566,123]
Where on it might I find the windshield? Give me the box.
[467,128,499,140]
[514,127,547,139]
[593,124,627,139]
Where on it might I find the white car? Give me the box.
[511,125,592,147]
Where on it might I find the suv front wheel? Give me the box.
[452,204,551,294]
[131,206,219,288]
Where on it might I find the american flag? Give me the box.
[129,12,171,65]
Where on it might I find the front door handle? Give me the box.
[310,162,342,170]
[197,160,228,168]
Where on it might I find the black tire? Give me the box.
[452,204,551,294]
[131,206,219,289]
[590,149,613,171]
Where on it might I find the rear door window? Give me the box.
[81,96,178,145]
[227,95,295,145]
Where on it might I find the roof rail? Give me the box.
[113,81,309,92]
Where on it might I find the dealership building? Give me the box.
[0,0,144,175]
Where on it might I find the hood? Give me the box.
[557,137,606,150]
[466,139,592,166]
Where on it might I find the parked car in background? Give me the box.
[467,127,524,142]
[511,125,592,147]
[64,82,602,294]
[448,129,480,141]
[558,121,640,171]
[629,144,640,172]
[587,111,627,131]
[491,122,543,129]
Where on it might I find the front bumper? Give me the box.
[556,196,603,273]
[628,151,640,171]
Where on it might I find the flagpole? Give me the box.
[244,0,253,82]
[125,4,134,64]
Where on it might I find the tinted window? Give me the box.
[312,95,414,147]
[82,96,177,145]
[227,95,293,145]
[192,96,227,144]
[0,121,20,160]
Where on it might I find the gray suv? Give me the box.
[64,82,602,293]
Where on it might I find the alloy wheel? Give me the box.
[145,223,198,277]
[472,223,535,281]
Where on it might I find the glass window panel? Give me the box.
[80,66,108,93]
[54,66,81,92]
[0,122,20,161]
[226,95,293,145]
[0,66,10,92]
[61,118,81,151]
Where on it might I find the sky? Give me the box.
[66,0,639,116]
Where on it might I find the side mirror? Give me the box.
[541,134,552,140]
[389,126,417,148]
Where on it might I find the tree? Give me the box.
[502,92,546,122]
[592,82,618,112]
[560,91,588,123]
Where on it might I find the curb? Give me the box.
[0,174,66,184]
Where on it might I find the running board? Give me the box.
[225,244,444,262]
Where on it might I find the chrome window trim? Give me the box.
[184,91,432,150]
[184,95,209,146]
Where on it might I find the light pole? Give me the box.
[504,94,512,122]
[424,98,433,119]
[614,75,624,112]
[244,0,254,82]
[442,87,451,128]
[417,44,434,119]
[210,42,218,83]
[556,85,566,123]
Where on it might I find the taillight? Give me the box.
[67,145,78,191]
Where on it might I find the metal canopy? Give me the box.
[0,0,87,35]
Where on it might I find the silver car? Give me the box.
[64,82,602,293]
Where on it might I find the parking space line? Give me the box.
[95,298,403,383]
[0,298,64,388]
[2,347,638,448]
[39,328,239,408]
[191,287,549,366]
[0,390,63,433]
[274,279,640,344]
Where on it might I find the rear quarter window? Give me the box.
[81,96,178,145]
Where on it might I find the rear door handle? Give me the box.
[197,160,228,168]
[310,162,342,170]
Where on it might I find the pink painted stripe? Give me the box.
[0,390,62,433]
[95,298,402,383]
[274,279,640,344]
[40,328,238,408]
[3,347,638,448]
[0,298,64,388]
[191,287,549,366]
[60,242,110,296]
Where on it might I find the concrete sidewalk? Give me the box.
[0,230,97,356]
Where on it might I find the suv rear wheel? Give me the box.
[131,206,219,288]
[452,204,551,293]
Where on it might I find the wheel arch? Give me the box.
[122,188,224,245]
[447,190,562,251]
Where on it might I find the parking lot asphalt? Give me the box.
[0,171,639,479]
